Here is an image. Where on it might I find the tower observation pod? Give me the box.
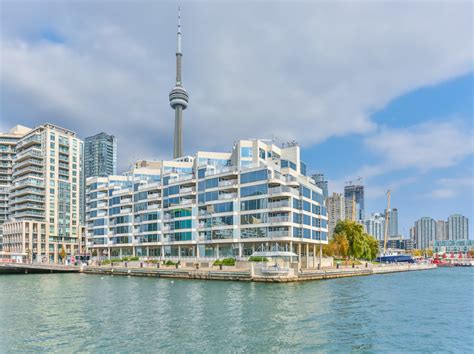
[169,6,189,159]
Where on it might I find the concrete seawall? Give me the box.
[83,263,436,282]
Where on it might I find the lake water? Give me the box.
[0,268,472,352]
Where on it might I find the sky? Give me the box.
[0,0,473,237]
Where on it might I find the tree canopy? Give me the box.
[325,220,379,260]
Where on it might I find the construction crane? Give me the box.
[345,177,362,186]
[383,190,391,254]
[345,177,362,221]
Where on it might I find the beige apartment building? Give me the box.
[326,192,346,238]
[1,124,84,263]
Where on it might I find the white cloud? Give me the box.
[0,1,473,171]
[365,120,474,173]
[427,176,474,199]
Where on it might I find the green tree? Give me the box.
[333,220,379,260]
[323,232,349,258]
[59,247,67,264]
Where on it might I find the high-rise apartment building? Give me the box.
[312,173,328,200]
[411,217,436,249]
[0,125,32,252]
[84,132,117,178]
[385,208,398,237]
[2,124,84,263]
[86,139,328,263]
[447,214,469,240]
[0,125,31,228]
[363,213,385,241]
[326,192,345,238]
[344,184,364,221]
[435,220,448,241]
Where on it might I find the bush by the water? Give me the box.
[248,256,269,262]
[213,258,236,266]
[165,260,179,266]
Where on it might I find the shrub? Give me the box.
[145,260,158,264]
[165,260,176,266]
[102,260,111,265]
[214,258,236,266]
[248,256,269,262]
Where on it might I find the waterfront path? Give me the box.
[83,263,436,282]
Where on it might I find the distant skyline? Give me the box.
[0,1,472,236]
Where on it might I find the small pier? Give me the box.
[83,263,436,282]
[0,262,80,274]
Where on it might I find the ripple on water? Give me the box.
[0,269,473,352]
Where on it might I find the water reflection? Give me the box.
[0,269,472,352]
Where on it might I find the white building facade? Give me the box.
[363,213,385,241]
[86,139,328,260]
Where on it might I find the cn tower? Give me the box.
[169,7,189,159]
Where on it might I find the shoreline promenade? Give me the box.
[0,261,436,282]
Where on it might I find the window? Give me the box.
[259,148,266,160]
[303,228,311,239]
[198,168,206,179]
[205,178,218,189]
[293,213,302,224]
[303,201,311,212]
[301,186,311,199]
[206,191,219,202]
[300,162,307,176]
[241,147,252,158]
[241,183,268,197]
[293,227,302,238]
[241,213,265,225]
[303,214,311,226]
[241,198,267,211]
[240,169,268,184]
[213,202,233,213]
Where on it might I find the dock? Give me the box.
[0,261,436,280]
[83,263,436,282]
[0,262,80,274]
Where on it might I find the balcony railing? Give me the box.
[268,187,298,196]
[268,230,291,238]
[218,193,237,200]
[268,201,291,209]
[268,216,290,223]
[218,180,237,187]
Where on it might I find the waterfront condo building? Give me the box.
[0,126,32,226]
[447,214,469,240]
[325,192,345,238]
[86,139,328,264]
[344,184,364,221]
[411,217,436,249]
[2,124,84,263]
[363,213,385,241]
[83,132,117,178]
[435,220,448,241]
[311,173,328,200]
[82,132,117,224]
[385,208,398,237]
[0,125,32,251]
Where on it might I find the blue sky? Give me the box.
[303,72,473,235]
[0,1,473,236]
